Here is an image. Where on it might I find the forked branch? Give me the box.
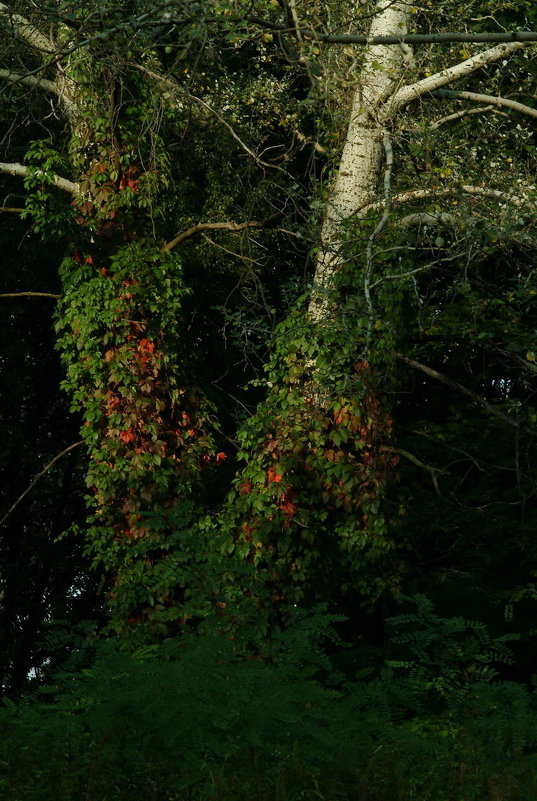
[384,40,529,117]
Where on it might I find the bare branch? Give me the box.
[393,212,537,249]
[396,352,534,435]
[0,440,84,528]
[0,68,58,94]
[491,346,537,376]
[368,262,437,287]
[384,41,529,117]
[0,5,80,119]
[0,292,60,298]
[200,232,262,264]
[397,211,458,227]
[359,184,534,216]
[382,444,448,471]
[245,17,537,45]
[0,162,79,195]
[432,88,537,119]
[430,104,509,128]
[186,93,281,170]
[382,445,447,495]
[162,216,281,252]
[0,2,52,54]
[0,68,78,118]
[317,31,537,45]
[132,64,289,174]
[368,250,468,289]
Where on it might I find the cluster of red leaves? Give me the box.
[75,248,219,550]
[229,360,399,604]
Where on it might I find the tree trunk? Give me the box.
[310,1,409,321]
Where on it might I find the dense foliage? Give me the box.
[1,0,537,798]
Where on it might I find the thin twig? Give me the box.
[381,444,447,495]
[200,233,262,264]
[381,445,448,474]
[0,440,84,528]
[133,64,289,174]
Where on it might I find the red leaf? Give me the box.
[267,466,282,483]
[138,338,155,354]
[279,500,297,518]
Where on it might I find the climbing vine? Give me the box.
[221,296,403,617]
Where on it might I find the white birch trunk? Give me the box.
[309,1,409,321]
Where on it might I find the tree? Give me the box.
[0,0,536,651]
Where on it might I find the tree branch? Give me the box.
[0,292,60,299]
[0,2,52,54]
[397,211,458,227]
[396,352,534,435]
[432,88,537,119]
[0,440,84,528]
[359,184,534,216]
[381,445,447,495]
[430,104,509,128]
[0,5,80,120]
[132,64,290,174]
[384,41,529,117]
[0,68,59,94]
[245,17,537,45]
[394,212,537,249]
[314,31,537,45]
[0,162,79,195]
[490,346,537,376]
[162,216,281,252]
[0,68,78,118]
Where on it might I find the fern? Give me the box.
[3,601,537,801]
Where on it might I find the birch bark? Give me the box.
[309,1,409,321]
[309,2,531,323]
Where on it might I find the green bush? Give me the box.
[2,602,537,801]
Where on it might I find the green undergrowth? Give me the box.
[2,600,537,801]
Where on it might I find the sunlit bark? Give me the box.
[310,1,409,321]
